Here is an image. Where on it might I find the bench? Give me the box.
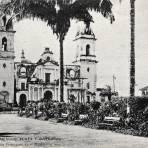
[97,116,120,130]
[74,120,83,125]
[79,114,88,120]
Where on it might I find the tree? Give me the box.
[2,0,115,102]
[100,85,118,101]
[130,0,136,97]
[118,0,136,114]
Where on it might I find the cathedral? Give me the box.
[0,16,98,107]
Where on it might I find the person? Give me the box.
[33,101,38,119]
[125,113,130,127]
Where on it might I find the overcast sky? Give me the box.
[13,0,148,96]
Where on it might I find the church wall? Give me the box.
[80,61,97,93]
[0,31,15,52]
[34,65,59,84]
[17,78,27,90]
[0,21,15,104]
[0,58,14,103]
[75,37,96,57]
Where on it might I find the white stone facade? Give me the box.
[15,27,98,106]
[0,16,15,104]
[73,27,98,102]
[0,16,98,106]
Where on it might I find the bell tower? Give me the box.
[0,15,15,104]
[73,25,98,102]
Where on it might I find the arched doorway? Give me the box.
[19,94,27,108]
[44,91,52,101]
[0,91,9,103]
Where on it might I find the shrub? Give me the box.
[139,121,148,137]
[90,101,101,111]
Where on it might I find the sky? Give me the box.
[13,0,148,96]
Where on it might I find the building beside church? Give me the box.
[0,15,98,107]
[139,86,148,96]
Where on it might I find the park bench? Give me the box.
[62,113,68,118]
[79,114,88,120]
[74,114,89,125]
[74,119,83,125]
[57,118,65,123]
[97,116,120,130]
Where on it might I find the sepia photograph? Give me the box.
[0,0,148,147]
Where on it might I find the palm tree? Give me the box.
[126,0,136,115]
[2,0,115,102]
[119,0,136,97]
[130,0,136,97]
[119,0,136,113]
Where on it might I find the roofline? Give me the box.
[73,36,97,41]
[0,29,16,33]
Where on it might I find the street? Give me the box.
[0,114,148,148]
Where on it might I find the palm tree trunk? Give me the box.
[130,0,136,97]
[59,34,64,102]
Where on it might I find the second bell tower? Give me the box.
[73,25,98,102]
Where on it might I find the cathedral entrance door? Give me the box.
[0,91,9,109]
[0,91,9,103]
[44,91,52,101]
[19,94,27,108]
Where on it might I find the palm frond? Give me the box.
[2,0,115,36]
[48,9,71,38]
[72,0,114,23]
[69,5,93,24]
[4,0,56,23]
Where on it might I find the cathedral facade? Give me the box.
[0,16,98,107]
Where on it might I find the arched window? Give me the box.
[86,44,90,56]
[2,37,7,51]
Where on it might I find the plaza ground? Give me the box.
[0,114,148,148]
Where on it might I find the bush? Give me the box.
[90,101,101,111]
[127,97,148,130]
[139,121,148,137]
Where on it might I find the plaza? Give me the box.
[0,1,148,147]
[0,114,148,148]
